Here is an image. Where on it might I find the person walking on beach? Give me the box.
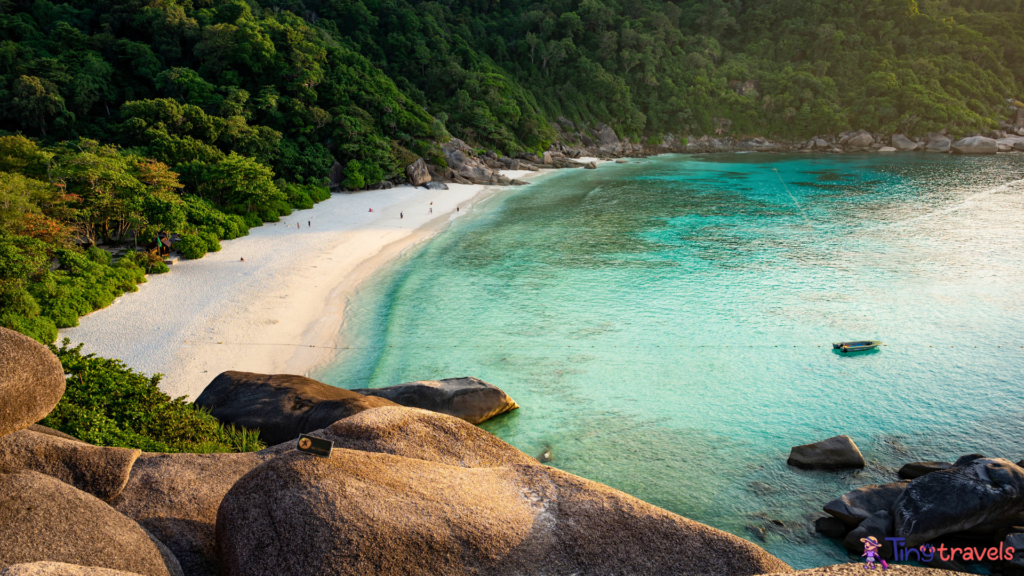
[308,221,310,227]
[296,223,299,229]
[400,212,403,219]
[429,207,432,214]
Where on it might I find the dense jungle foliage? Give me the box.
[41,339,265,452]
[1,0,1023,345]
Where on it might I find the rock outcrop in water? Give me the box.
[893,458,1024,546]
[815,453,1024,572]
[352,376,519,424]
[787,435,865,470]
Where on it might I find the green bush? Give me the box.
[41,340,265,453]
[175,234,208,259]
[202,231,221,253]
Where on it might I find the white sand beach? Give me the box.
[60,170,542,400]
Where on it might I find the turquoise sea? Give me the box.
[314,153,1024,568]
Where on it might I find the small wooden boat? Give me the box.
[832,340,882,352]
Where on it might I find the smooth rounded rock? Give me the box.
[112,452,272,576]
[0,428,140,501]
[0,328,66,438]
[951,136,998,154]
[0,470,183,576]
[352,377,519,424]
[194,371,397,445]
[405,158,431,186]
[787,435,865,470]
[216,449,790,576]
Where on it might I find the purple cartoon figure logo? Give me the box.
[861,536,889,570]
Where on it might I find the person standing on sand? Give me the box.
[400,212,403,219]
[369,208,373,212]
[429,207,432,214]
[308,221,310,227]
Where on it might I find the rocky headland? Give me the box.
[1,324,1010,576]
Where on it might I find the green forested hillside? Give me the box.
[1,0,1023,344]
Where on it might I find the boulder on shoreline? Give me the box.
[0,470,183,576]
[893,458,1024,546]
[352,377,518,424]
[216,448,791,576]
[0,428,140,501]
[787,435,865,470]
[194,371,398,445]
[892,134,919,151]
[0,327,66,438]
[405,158,431,186]
[951,136,998,154]
[925,139,951,153]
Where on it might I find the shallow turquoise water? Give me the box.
[315,153,1024,568]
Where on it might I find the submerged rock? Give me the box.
[787,435,865,470]
[216,448,791,576]
[813,516,848,538]
[0,428,140,501]
[352,377,518,424]
[823,480,908,526]
[893,458,1024,546]
[194,371,397,445]
[0,470,183,576]
[0,327,66,438]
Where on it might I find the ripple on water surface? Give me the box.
[315,153,1024,569]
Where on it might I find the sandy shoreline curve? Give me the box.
[59,167,558,400]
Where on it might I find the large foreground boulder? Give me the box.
[0,328,66,438]
[0,428,140,501]
[787,435,865,470]
[0,562,145,576]
[264,406,538,468]
[0,470,183,576]
[352,377,519,424]
[194,371,397,445]
[951,136,998,154]
[893,458,1024,546]
[216,449,791,576]
[405,158,431,187]
[823,481,908,526]
[112,452,271,576]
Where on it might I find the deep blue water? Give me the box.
[315,153,1024,568]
